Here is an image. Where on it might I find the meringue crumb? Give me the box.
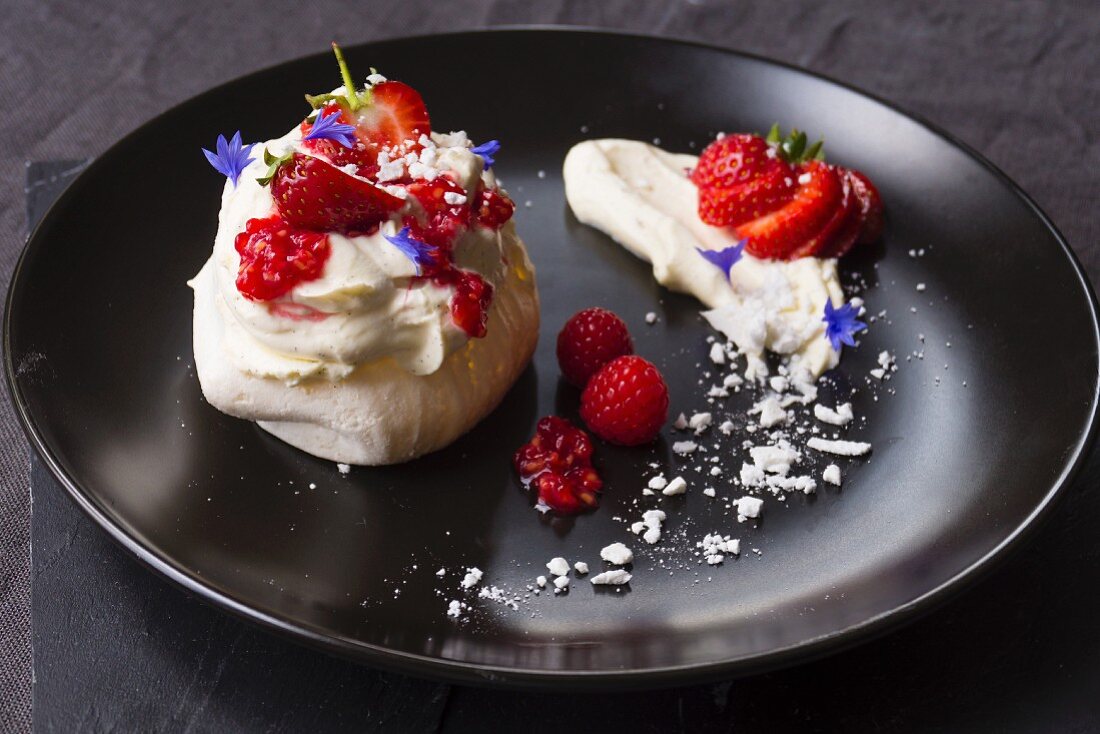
[734,496,764,521]
[807,437,872,456]
[600,542,634,565]
[591,569,632,585]
[813,402,854,426]
[546,557,570,576]
[662,476,688,496]
[460,567,483,589]
[672,440,698,455]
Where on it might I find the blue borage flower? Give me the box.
[822,299,867,351]
[202,131,255,187]
[384,226,435,275]
[696,240,746,281]
[471,139,501,169]
[303,108,357,148]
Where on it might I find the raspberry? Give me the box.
[580,356,669,446]
[434,269,493,338]
[556,308,634,387]
[404,177,471,249]
[513,417,602,514]
[234,215,330,301]
[474,186,515,230]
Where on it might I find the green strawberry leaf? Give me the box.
[304,43,373,113]
[767,124,825,165]
[256,147,293,187]
[304,92,342,110]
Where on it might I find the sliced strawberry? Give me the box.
[847,169,884,244]
[691,134,790,189]
[698,167,796,227]
[355,81,431,148]
[816,200,864,259]
[736,161,844,260]
[299,105,381,176]
[791,169,860,258]
[300,138,382,179]
[271,153,404,233]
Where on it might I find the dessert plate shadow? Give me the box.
[6,29,1099,689]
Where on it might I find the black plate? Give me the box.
[7,29,1099,688]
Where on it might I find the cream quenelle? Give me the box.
[563,138,844,379]
[191,64,538,465]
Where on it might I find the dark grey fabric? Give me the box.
[4,1,1100,731]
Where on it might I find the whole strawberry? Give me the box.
[556,308,634,387]
[580,355,669,445]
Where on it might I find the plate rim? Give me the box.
[7,26,1100,689]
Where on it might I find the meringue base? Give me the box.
[191,258,539,466]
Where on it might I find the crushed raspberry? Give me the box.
[474,186,515,230]
[404,177,471,249]
[433,269,493,338]
[234,215,330,302]
[514,416,603,514]
[250,115,511,336]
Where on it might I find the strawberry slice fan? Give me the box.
[693,124,883,260]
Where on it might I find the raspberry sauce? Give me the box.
[242,125,515,339]
[514,417,603,514]
[234,215,330,302]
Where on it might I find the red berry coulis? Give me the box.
[475,187,515,230]
[513,416,603,514]
[234,215,330,302]
[240,112,514,338]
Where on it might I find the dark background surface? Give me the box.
[6,2,1100,731]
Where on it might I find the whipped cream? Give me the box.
[191,119,539,464]
[563,139,843,379]
[192,240,538,465]
[198,127,513,382]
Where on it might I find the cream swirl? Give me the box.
[563,139,844,379]
[198,127,516,382]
